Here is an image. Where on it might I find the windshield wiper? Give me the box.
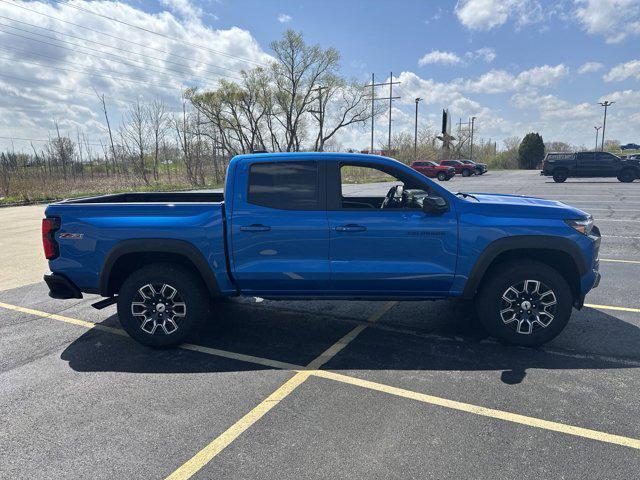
[456,192,478,201]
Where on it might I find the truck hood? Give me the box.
[463,192,589,218]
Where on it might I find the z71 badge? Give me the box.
[58,232,84,240]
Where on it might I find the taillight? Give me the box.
[42,217,61,260]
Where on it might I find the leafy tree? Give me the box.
[518,132,544,169]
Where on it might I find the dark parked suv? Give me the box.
[541,151,640,183]
[461,159,487,175]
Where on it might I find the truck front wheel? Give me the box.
[117,263,209,347]
[617,168,636,183]
[475,260,573,346]
[552,170,567,183]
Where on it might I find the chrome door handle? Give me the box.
[335,224,367,232]
[240,224,271,232]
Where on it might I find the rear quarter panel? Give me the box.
[45,202,234,294]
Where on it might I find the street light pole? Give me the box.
[414,97,422,160]
[598,101,614,151]
[470,116,476,161]
[594,126,602,151]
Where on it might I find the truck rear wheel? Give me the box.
[552,170,567,183]
[617,169,636,183]
[117,263,209,348]
[475,260,573,347]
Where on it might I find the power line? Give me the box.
[0,16,244,81]
[0,71,165,105]
[0,40,222,89]
[0,0,252,77]
[0,52,190,91]
[48,0,266,67]
[0,135,104,146]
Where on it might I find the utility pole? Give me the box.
[598,100,614,151]
[414,97,422,160]
[388,71,393,152]
[370,73,374,153]
[470,116,476,162]
[365,73,400,154]
[310,85,326,151]
[594,126,602,151]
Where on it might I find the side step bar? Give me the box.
[91,296,118,310]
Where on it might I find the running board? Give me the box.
[91,296,118,310]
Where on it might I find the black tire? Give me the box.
[617,168,636,183]
[437,172,447,181]
[552,170,567,183]
[117,263,209,347]
[475,260,573,347]
[462,169,472,177]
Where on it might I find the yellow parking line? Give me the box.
[600,258,640,265]
[310,370,640,450]
[166,300,397,479]
[1,299,640,462]
[585,303,640,313]
[165,371,311,480]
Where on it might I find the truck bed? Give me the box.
[58,191,224,204]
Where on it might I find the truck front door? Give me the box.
[230,159,330,294]
[326,160,458,295]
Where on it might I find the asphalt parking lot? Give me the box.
[1,170,639,479]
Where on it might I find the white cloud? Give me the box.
[466,64,569,93]
[603,60,640,82]
[516,64,569,87]
[418,50,462,66]
[473,47,497,63]
[159,0,203,20]
[575,0,640,43]
[277,13,292,23]
[578,62,604,74]
[467,70,516,93]
[0,1,271,150]
[455,0,534,31]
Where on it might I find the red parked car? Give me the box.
[410,161,455,181]
[439,159,476,177]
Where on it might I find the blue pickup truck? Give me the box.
[43,153,601,347]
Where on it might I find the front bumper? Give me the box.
[44,273,83,299]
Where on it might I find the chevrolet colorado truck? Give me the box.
[541,151,640,183]
[43,153,601,347]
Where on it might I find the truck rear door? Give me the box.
[229,158,330,294]
[326,160,458,295]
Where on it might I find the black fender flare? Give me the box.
[462,235,587,299]
[99,238,220,297]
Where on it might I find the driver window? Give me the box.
[339,164,429,210]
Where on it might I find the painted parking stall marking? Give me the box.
[1,300,639,461]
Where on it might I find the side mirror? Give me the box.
[422,196,449,215]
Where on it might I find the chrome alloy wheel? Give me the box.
[499,280,557,335]
[130,283,186,335]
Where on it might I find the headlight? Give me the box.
[565,216,594,235]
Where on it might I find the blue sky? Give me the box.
[0,0,639,150]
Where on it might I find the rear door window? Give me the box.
[248,161,319,210]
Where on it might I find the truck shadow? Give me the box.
[60,299,640,386]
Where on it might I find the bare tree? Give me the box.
[147,99,170,182]
[270,29,340,151]
[312,77,373,151]
[121,99,150,185]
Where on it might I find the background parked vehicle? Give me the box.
[410,161,455,181]
[541,151,640,183]
[440,159,476,177]
[460,159,488,175]
[621,143,640,150]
